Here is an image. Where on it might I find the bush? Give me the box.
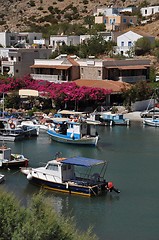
[29,0,35,7]
[0,189,97,240]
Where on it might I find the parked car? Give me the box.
[140,107,159,118]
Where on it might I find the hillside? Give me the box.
[0,0,158,33]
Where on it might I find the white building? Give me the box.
[94,6,135,16]
[141,6,159,17]
[50,35,80,50]
[114,30,155,57]
[0,31,42,48]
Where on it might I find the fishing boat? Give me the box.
[21,154,120,197]
[0,118,24,141]
[0,173,5,183]
[0,145,29,168]
[100,112,130,126]
[47,118,99,146]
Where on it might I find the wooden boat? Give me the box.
[47,118,99,146]
[21,155,120,197]
[0,145,29,168]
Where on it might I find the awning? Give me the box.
[105,65,147,70]
[19,89,39,97]
[62,157,105,167]
[118,66,147,70]
[30,65,71,70]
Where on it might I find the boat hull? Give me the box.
[0,174,5,183]
[47,130,98,146]
[0,134,24,142]
[1,159,29,168]
[28,176,106,197]
[143,119,159,127]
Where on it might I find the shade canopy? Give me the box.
[19,89,39,97]
[62,157,105,167]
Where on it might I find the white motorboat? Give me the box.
[21,155,120,197]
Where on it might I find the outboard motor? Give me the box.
[106,181,120,193]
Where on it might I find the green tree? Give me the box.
[122,81,153,106]
[134,37,151,55]
[149,66,156,82]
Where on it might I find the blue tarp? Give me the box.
[62,157,105,167]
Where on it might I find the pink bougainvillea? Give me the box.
[0,75,112,104]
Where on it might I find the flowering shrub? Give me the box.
[0,75,112,109]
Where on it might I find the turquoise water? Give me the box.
[1,121,159,240]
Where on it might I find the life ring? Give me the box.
[10,123,15,129]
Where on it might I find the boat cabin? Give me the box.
[54,120,98,140]
[0,146,11,161]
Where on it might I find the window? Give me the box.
[110,19,112,24]
[98,70,101,76]
[128,41,132,47]
[81,68,83,74]
[11,56,14,60]
[145,9,147,15]
[130,19,132,23]
[121,41,124,47]
[16,69,19,73]
[104,19,106,24]
[123,18,126,23]
[18,57,21,61]
[46,164,58,171]
[10,36,15,40]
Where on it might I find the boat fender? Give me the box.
[27,173,33,180]
[70,133,74,139]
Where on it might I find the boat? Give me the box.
[143,118,159,127]
[17,121,40,136]
[47,118,99,146]
[143,89,159,127]
[0,118,24,141]
[0,145,29,168]
[0,173,5,183]
[100,111,130,126]
[21,155,120,197]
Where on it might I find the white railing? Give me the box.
[31,74,68,83]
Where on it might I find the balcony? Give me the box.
[119,75,146,83]
[31,74,68,83]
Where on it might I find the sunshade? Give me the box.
[62,157,105,167]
